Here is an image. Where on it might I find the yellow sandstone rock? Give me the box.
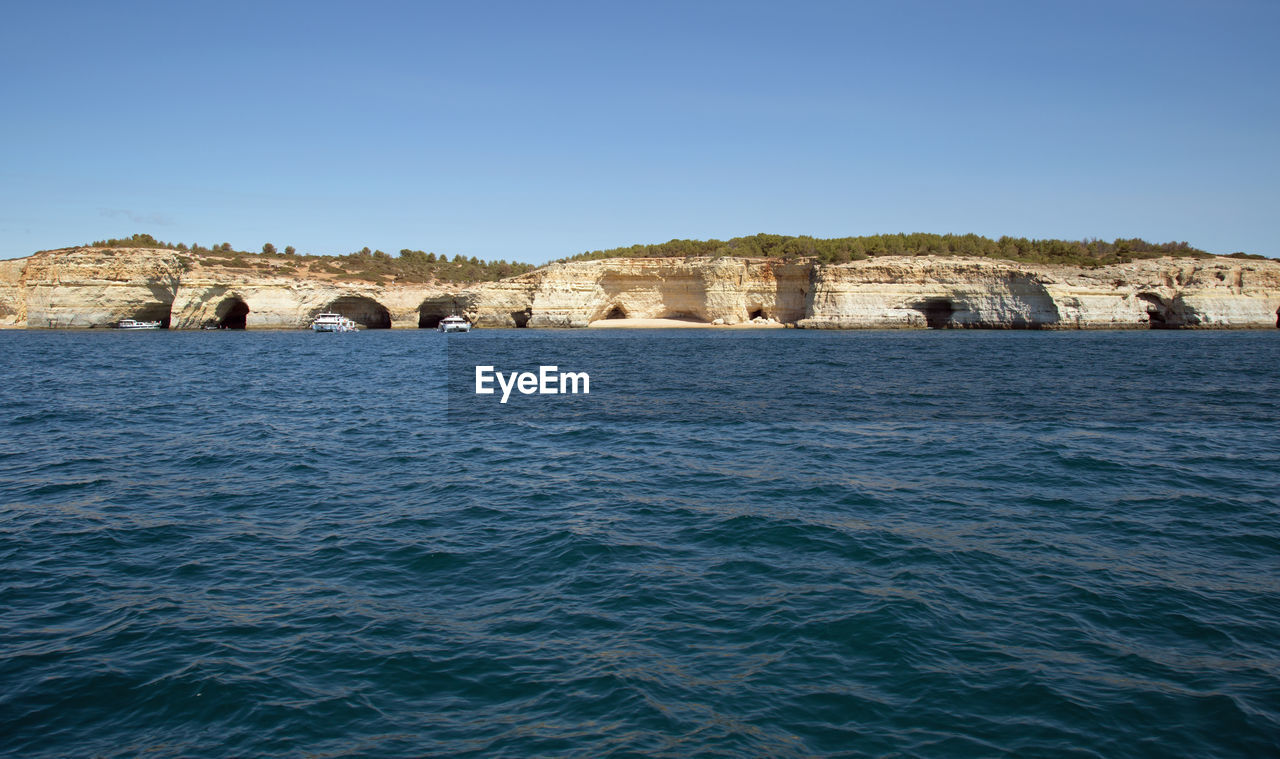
[1,247,1277,330]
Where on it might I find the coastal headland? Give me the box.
[2,245,1279,330]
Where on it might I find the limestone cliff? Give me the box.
[0,257,27,327]
[798,257,1280,329]
[1,247,1277,330]
[481,255,1280,330]
[518,258,810,328]
[1,247,479,330]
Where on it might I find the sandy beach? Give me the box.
[586,318,787,329]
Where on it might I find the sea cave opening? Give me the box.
[605,305,627,319]
[326,296,392,329]
[418,297,456,328]
[1137,294,1176,329]
[131,301,172,329]
[217,298,249,329]
[748,308,765,320]
[913,298,954,329]
[511,309,531,328]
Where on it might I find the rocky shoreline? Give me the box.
[2,247,1278,330]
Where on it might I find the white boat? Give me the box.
[438,314,471,333]
[311,312,358,332]
[117,319,161,330]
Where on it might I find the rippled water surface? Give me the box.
[2,329,1279,757]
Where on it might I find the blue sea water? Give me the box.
[1,329,1278,757]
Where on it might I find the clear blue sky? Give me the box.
[1,0,1276,263]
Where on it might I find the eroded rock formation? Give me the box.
[1,247,1278,330]
[519,258,810,328]
[483,255,1280,330]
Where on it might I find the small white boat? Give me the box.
[311,312,358,332]
[438,314,470,333]
[117,319,161,330]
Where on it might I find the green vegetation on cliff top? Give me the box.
[79,232,1269,282]
[82,234,534,283]
[560,233,1269,267]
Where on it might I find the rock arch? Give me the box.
[324,295,391,329]
[216,297,249,329]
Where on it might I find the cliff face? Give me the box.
[9,248,186,328]
[518,258,811,328]
[0,257,27,327]
[2,247,478,330]
[798,257,1280,329]
[486,255,1280,330]
[2,247,1278,330]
